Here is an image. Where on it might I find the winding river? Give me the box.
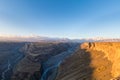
[0,44,25,80]
[40,43,79,80]
[1,60,11,80]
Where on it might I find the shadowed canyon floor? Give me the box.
[0,42,25,80]
[0,42,120,80]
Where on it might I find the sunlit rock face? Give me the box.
[55,42,120,80]
[88,42,120,78]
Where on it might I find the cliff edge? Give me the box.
[55,42,120,80]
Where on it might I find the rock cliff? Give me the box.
[55,42,120,80]
[11,42,74,80]
[1,42,120,80]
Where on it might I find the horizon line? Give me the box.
[0,34,120,40]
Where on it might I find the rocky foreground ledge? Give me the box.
[55,42,120,80]
[0,42,120,80]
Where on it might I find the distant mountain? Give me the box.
[82,38,120,42]
[72,37,120,42]
[0,35,70,42]
[0,35,120,42]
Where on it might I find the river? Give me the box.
[40,43,79,80]
[0,44,25,80]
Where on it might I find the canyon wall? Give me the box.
[1,42,120,80]
[11,42,74,80]
[55,42,120,80]
[82,42,120,78]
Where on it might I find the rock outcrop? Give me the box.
[55,42,120,80]
[11,42,74,80]
[86,42,120,78]
[1,42,120,80]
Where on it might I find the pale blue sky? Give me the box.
[0,0,120,39]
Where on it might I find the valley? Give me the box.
[0,42,120,80]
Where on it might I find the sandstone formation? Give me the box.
[55,42,120,80]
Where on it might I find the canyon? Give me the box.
[0,42,120,80]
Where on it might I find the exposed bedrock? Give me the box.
[55,42,120,80]
[0,42,25,80]
[10,42,120,80]
[11,42,76,80]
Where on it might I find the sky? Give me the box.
[0,0,120,39]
